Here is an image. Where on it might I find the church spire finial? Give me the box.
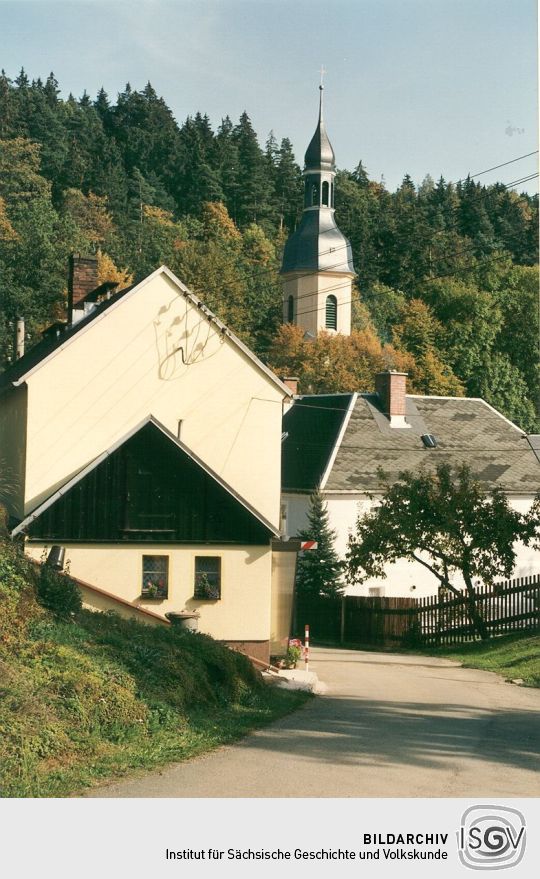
[319,66,326,120]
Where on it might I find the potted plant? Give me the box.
[285,644,302,669]
[195,572,220,600]
[143,578,166,599]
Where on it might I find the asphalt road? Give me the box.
[86,647,540,798]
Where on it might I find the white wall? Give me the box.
[285,491,540,598]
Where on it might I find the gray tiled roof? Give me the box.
[283,393,540,495]
[326,395,540,493]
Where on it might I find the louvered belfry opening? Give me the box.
[287,295,295,323]
[325,294,337,330]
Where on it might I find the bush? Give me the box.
[36,566,82,619]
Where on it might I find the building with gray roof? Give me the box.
[282,372,540,597]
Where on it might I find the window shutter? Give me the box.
[325,295,337,330]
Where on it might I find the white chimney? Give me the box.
[15,317,24,360]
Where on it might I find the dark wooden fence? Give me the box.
[295,596,342,643]
[295,574,540,648]
[344,596,415,645]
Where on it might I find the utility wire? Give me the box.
[466,151,538,182]
[282,395,516,416]
[288,220,528,315]
[177,153,539,298]
[292,252,515,322]
[285,442,530,453]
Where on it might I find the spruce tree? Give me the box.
[275,137,302,232]
[296,491,343,599]
[232,111,274,228]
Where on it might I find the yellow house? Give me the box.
[1,260,297,662]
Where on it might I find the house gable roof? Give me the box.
[0,266,291,399]
[282,393,540,495]
[281,394,355,493]
[12,415,280,540]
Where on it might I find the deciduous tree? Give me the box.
[346,463,540,639]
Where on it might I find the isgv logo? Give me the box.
[458,805,526,870]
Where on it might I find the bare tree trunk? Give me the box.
[463,569,489,640]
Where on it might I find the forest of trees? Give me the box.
[0,71,538,429]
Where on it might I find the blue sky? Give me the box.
[0,0,537,192]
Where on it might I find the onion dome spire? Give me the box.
[281,84,354,276]
[304,84,336,171]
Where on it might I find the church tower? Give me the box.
[281,85,355,337]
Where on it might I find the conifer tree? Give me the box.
[233,111,273,228]
[275,137,302,232]
[215,116,240,219]
[295,491,343,599]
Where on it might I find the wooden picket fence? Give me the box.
[414,574,540,647]
[294,574,540,648]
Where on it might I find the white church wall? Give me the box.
[282,273,352,338]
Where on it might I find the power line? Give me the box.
[289,227,520,315]
[179,151,539,299]
[340,169,538,254]
[292,252,515,322]
[285,442,531,453]
[282,396,518,421]
[264,166,540,313]
[503,172,539,189]
[467,151,538,182]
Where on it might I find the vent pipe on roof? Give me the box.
[14,317,25,360]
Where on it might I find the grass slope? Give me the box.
[0,541,307,797]
[428,633,540,687]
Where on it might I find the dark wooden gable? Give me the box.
[28,422,271,545]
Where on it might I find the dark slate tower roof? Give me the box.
[304,87,336,171]
[281,210,354,274]
[281,86,355,276]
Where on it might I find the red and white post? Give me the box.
[304,624,310,672]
